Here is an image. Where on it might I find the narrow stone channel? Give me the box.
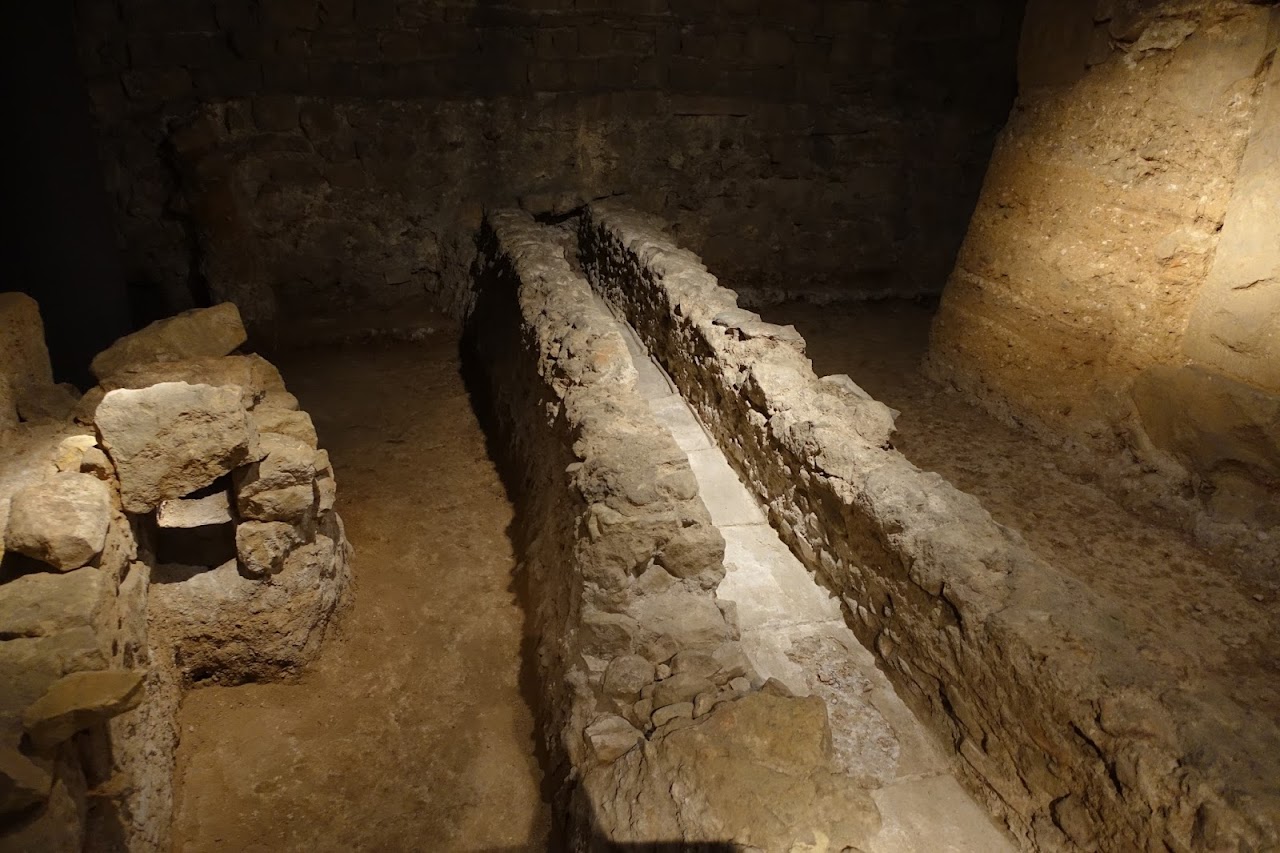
[604,300,1014,852]
[169,337,551,852]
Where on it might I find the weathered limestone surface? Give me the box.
[95,382,259,513]
[89,303,247,381]
[23,670,145,751]
[469,210,879,848]
[5,474,112,571]
[0,294,54,401]
[152,519,350,684]
[96,353,299,413]
[1,292,61,432]
[929,1,1280,530]
[580,203,1280,851]
[0,300,351,853]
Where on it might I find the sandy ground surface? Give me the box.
[763,299,1279,792]
[170,337,551,852]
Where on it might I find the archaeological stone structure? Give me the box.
[1,300,350,851]
[3,0,1278,851]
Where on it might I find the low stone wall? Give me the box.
[468,210,879,849]
[578,203,1280,851]
[0,301,350,852]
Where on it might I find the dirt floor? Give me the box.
[762,299,1279,788]
[170,336,551,852]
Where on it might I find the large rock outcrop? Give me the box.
[928,1,1280,532]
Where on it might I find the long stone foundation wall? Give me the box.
[578,203,1280,851]
[468,210,882,848]
[1,301,350,852]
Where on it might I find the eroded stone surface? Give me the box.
[0,569,113,642]
[580,202,1280,850]
[472,211,878,847]
[157,492,233,529]
[930,0,1280,532]
[584,692,880,850]
[0,299,351,853]
[98,353,295,412]
[153,524,351,684]
[95,382,257,513]
[5,474,112,571]
[23,670,145,750]
[89,303,247,381]
[0,293,53,402]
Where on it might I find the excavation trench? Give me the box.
[602,298,1013,851]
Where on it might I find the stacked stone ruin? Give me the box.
[0,298,350,851]
[4,207,1277,850]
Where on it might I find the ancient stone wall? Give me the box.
[467,210,881,848]
[1,300,350,852]
[929,0,1279,531]
[73,0,1024,329]
[579,202,1280,851]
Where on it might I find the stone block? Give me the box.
[232,432,316,519]
[603,655,656,698]
[90,303,247,381]
[235,520,303,577]
[0,746,51,817]
[95,382,259,513]
[98,354,293,411]
[584,715,643,764]
[0,568,113,642]
[250,408,317,447]
[0,293,53,399]
[157,492,234,528]
[23,670,145,751]
[16,383,80,424]
[5,474,112,571]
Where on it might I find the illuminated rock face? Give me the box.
[929,1,1279,526]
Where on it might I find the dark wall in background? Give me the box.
[74,0,1024,332]
[4,4,130,384]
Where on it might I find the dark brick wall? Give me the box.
[74,0,1024,330]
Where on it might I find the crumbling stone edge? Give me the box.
[578,202,1279,852]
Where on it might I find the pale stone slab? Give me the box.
[157,491,233,528]
[869,775,1015,853]
[648,394,712,452]
[686,448,765,527]
[718,524,842,629]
